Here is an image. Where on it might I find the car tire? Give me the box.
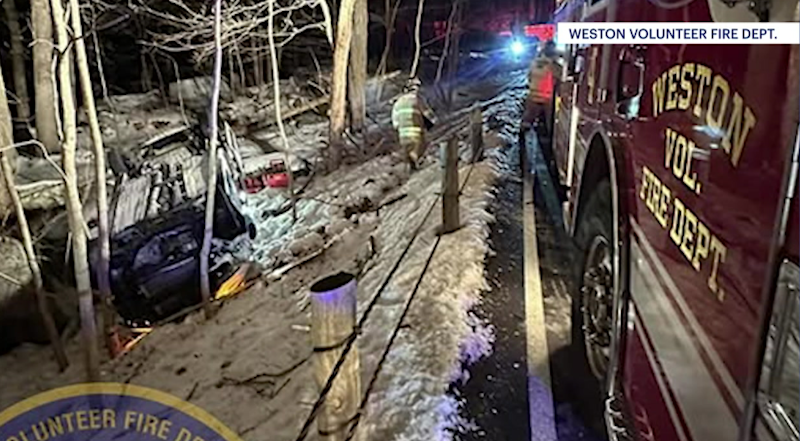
[572,180,614,437]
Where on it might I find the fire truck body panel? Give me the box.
[551,0,799,439]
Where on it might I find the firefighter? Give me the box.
[392,78,437,171]
[521,42,565,199]
[522,42,557,135]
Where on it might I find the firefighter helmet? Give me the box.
[405,77,422,92]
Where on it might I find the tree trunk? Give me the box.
[435,0,459,85]
[52,0,100,381]
[319,0,334,48]
[235,43,246,90]
[69,0,117,358]
[0,60,68,371]
[252,38,262,86]
[199,0,224,320]
[409,0,426,78]
[348,0,368,133]
[31,0,60,153]
[268,0,297,223]
[329,0,357,164]
[444,1,462,107]
[2,0,31,123]
[89,2,111,107]
[140,53,152,92]
[0,95,16,219]
[376,0,401,76]
[228,49,237,97]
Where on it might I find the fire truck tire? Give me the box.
[572,179,613,435]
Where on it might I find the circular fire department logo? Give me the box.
[0,383,242,441]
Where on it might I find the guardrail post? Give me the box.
[310,273,361,441]
[441,136,460,234]
[470,108,483,163]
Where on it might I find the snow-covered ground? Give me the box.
[0,69,527,441]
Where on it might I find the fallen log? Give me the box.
[246,96,330,133]
[244,71,403,134]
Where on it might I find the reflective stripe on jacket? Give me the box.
[393,93,426,142]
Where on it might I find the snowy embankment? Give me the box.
[0,70,526,441]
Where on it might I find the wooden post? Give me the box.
[310,273,361,441]
[470,108,483,163]
[441,137,460,234]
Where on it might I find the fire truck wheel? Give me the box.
[573,179,614,433]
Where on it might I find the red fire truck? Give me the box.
[548,0,799,440]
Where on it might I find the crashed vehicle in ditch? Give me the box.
[92,122,256,327]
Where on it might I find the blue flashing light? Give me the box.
[510,40,526,56]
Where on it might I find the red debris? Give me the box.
[243,159,289,193]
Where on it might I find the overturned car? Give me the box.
[93,122,256,327]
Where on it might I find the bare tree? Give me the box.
[376,0,402,76]
[31,0,60,153]
[199,0,224,319]
[69,0,117,357]
[268,0,297,222]
[0,60,68,370]
[140,0,334,65]
[2,0,31,123]
[435,0,460,85]
[409,0,426,78]
[52,0,100,381]
[348,0,368,132]
[329,0,357,162]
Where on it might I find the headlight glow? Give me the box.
[510,40,526,56]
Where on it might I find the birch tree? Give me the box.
[409,0,426,78]
[2,0,31,122]
[329,0,357,164]
[199,0,224,319]
[348,0,368,132]
[31,0,60,153]
[268,0,297,222]
[52,0,100,381]
[0,56,68,370]
[68,0,117,357]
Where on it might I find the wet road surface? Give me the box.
[453,127,606,441]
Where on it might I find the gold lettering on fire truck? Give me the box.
[651,63,757,168]
[664,128,700,194]
[640,64,753,301]
[640,166,727,302]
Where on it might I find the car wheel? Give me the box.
[572,179,614,436]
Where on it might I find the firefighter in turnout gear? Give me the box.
[521,42,565,199]
[522,43,557,135]
[392,78,437,170]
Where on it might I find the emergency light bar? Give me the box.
[525,24,556,41]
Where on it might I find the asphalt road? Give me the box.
[452,127,606,441]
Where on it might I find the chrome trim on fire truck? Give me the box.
[755,260,800,441]
[630,238,739,441]
[633,312,691,441]
[605,394,636,441]
[739,122,800,441]
[566,88,580,189]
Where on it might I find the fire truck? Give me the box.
[547,0,799,440]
